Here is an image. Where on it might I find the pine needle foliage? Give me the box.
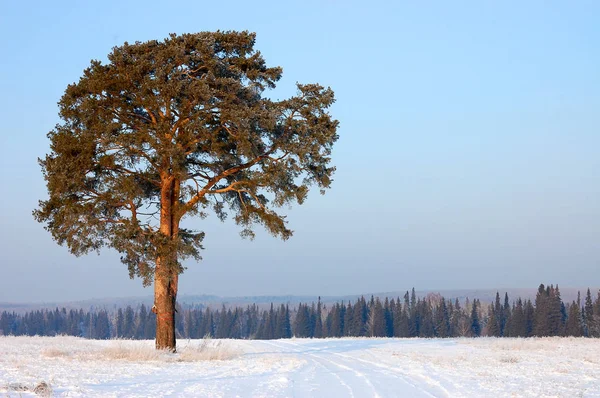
[34,31,339,286]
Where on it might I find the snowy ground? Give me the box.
[1,336,599,397]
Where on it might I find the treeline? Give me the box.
[0,305,156,340]
[2,284,600,339]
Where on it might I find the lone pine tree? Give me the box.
[34,31,338,350]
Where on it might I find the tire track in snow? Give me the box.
[329,349,449,397]
[280,340,445,398]
[309,351,376,398]
[267,340,388,398]
[261,340,356,398]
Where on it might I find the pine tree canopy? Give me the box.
[34,31,339,286]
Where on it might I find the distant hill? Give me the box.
[1,286,597,313]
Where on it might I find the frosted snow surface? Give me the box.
[1,336,600,397]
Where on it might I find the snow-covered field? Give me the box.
[1,336,599,397]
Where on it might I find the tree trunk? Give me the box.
[154,264,178,350]
[154,176,179,351]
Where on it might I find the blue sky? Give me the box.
[0,1,598,302]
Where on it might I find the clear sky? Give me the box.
[0,1,598,302]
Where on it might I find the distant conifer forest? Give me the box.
[2,284,599,339]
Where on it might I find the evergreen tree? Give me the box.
[434,298,450,338]
[216,306,229,338]
[409,291,419,337]
[449,298,464,337]
[565,302,584,337]
[393,299,404,337]
[56,308,65,335]
[73,308,85,337]
[584,288,596,337]
[384,298,394,337]
[509,298,527,337]
[282,305,292,339]
[268,304,277,340]
[124,305,135,338]
[486,304,501,337]
[418,299,434,337]
[1,312,10,335]
[308,303,317,338]
[246,305,259,338]
[330,302,347,337]
[533,284,550,336]
[548,285,564,336]
[95,310,111,339]
[349,297,368,337]
[294,304,311,338]
[35,31,339,351]
[339,302,346,337]
[524,299,535,337]
[314,297,323,338]
[502,292,511,336]
[594,291,600,320]
[256,310,268,339]
[229,308,242,339]
[592,291,600,337]
[470,299,481,337]
[200,308,214,337]
[215,305,232,339]
[116,308,124,338]
[43,311,55,336]
[136,304,149,339]
[145,309,157,339]
[343,301,354,337]
[493,292,503,336]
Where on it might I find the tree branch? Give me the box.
[178,149,274,218]
[144,107,158,125]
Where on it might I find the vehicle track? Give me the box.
[328,346,451,397]
[260,340,438,397]
[261,340,358,397]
